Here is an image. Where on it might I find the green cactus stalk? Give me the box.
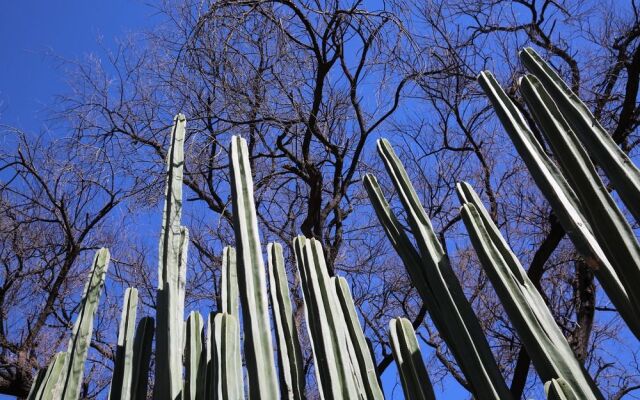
[229,135,279,399]
[184,311,206,400]
[520,47,640,224]
[109,288,139,400]
[267,242,306,400]
[477,71,640,338]
[130,317,154,400]
[389,318,435,400]
[293,236,360,399]
[518,73,640,335]
[364,140,512,400]
[210,313,244,400]
[57,247,110,400]
[26,367,47,400]
[155,113,189,400]
[457,181,604,400]
[545,378,579,400]
[221,246,239,315]
[28,352,68,400]
[333,276,384,400]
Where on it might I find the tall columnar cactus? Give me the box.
[520,47,640,223]
[389,318,436,400]
[477,71,640,338]
[184,311,206,400]
[229,135,279,399]
[109,288,139,400]
[57,248,110,400]
[293,236,360,399]
[221,246,239,315]
[28,352,68,400]
[333,276,384,400]
[364,140,513,400]
[155,113,189,400]
[457,181,604,400]
[518,73,640,333]
[209,313,244,399]
[130,317,154,400]
[109,289,154,400]
[267,242,306,400]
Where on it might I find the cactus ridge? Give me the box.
[458,182,604,400]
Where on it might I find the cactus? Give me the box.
[56,248,110,400]
[519,47,640,224]
[518,73,640,335]
[130,317,154,400]
[184,311,206,400]
[477,71,640,339]
[210,313,244,399]
[28,352,68,400]
[155,113,189,400]
[221,246,239,315]
[545,378,579,400]
[229,135,279,399]
[457,181,604,400]
[293,236,360,399]
[109,288,139,400]
[267,242,306,400]
[333,276,384,400]
[389,318,435,400]
[364,140,513,400]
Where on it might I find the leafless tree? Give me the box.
[1,0,640,398]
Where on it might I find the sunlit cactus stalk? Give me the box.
[221,246,239,315]
[155,113,189,400]
[184,311,206,400]
[389,318,435,400]
[364,140,513,400]
[520,47,640,224]
[293,236,360,399]
[109,288,139,400]
[267,242,306,400]
[518,73,640,335]
[229,135,279,399]
[457,181,604,400]
[210,313,244,399]
[477,71,640,339]
[545,378,579,400]
[28,352,68,400]
[56,247,110,400]
[333,276,384,400]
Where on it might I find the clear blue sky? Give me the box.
[0,0,155,133]
[0,1,153,399]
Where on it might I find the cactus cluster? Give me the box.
[28,47,640,400]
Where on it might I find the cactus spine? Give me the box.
[389,318,435,400]
[267,242,306,400]
[229,135,279,399]
[457,181,604,400]
[155,113,189,400]
[365,139,512,400]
